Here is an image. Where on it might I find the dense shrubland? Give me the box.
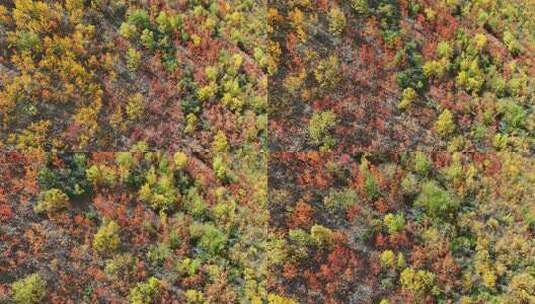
[269,0,534,153]
[0,0,534,303]
[0,150,268,303]
[268,151,534,303]
[0,0,267,151]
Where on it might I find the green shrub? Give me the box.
[162,53,179,72]
[212,131,229,154]
[93,220,121,255]
[365,174,380,200]
[34,188,69,214]
[424,8,436,21]
[147,243,171,266]
[375,0,401,30]
[116,152,135,169]
[212,155,228,181]
[155,11,171,33]
[413,151,431,175]
[455,57,484,93]
[380,250,396,268]
[177,258,201,277]
[253,47,267,68]
[395,42,426,91]
[442,153,463,182]
[323,188,358,211]
[126,48,141,72]
[474,33,487,51]
[314,55,341,90]
[436,41,452,58]
[400,268,435,296]
[197,82,217,101]
[200,225,227,255]
[422,58,448,78]
[497,99,527,130]
[493,133,508,150]
[86,164,117,187]
[169,230,182,249]
[288,229,313,247]
[128,277,160,304]
[408,1,421,16]
[184,289,204,304]
[184,188,207,220]
[173,151,189,170]
[126,93,145,121]
[308,111,337,150]
[37,167,58,191]
[349,0,369,14]
[397,252,406,269]
[105,254,135,278]
[267,294,298,304]
[221,80,244,111]
[11,273,46,304]
[328,6,346,35]
[396,68,426,92]
[138,166,178,211]
[119,22,137,39]
[140,29,156,50]
[185,113,198,134]
[310,225,333,246]
[434,109,455,137]
[127,9,150,30]
[155,11,182,34]
[37,155,89,197]
[383,213,405,234]
[415,181,459,218]
[190,223,227,255]
[212,200,236,226]
[15,31,41,53]
[503,31,521,55]
[507,73,528,96]
[360,158,380,200]
[401,173,419,194]
[398,87,416,110]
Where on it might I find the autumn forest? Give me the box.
[0,0,534,303]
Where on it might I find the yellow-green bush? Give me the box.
[138,166,178,211]
[383,213,405,234]
[400,267,435,296]
[310,225,333,246]
[128,277,160,304]
[314,55,341,90]
[267,293,298,304]
[93,220,121,255]
[173,151,189,170]
[34,188,69,214]
[415,181,459,218]
[398,87,416,110]
[11,273,46,304]
[184,289,204,304]
[86,164,117,187]
[126,93,145,121]
[434,109,456,137]
[380,250,396,269]
[308,110,337,150]
[328,6,346,35]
